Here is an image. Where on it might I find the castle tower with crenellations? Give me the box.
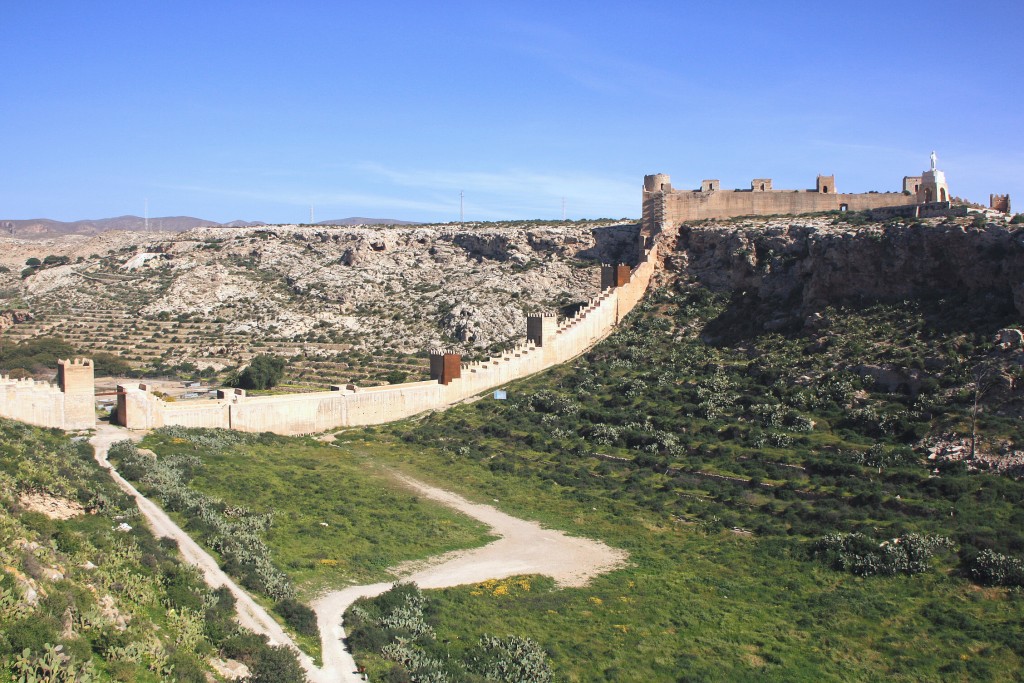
[57,358,95,429]
[601,263,632,290]
[990,194,1011,214]
[429,349,462,385]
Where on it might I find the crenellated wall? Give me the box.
[118,244,660,435]
[0,358,96,430]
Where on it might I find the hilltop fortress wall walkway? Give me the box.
[114,241,659,435]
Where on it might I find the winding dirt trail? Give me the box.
[90,425,626,683]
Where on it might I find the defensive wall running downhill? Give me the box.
[115,243,660,435]
[0,358,96,431]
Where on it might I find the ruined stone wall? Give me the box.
[991,194,1011,214]
[118,247,660,435]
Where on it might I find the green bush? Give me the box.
[247,645,307,683]
[229,354,287,390]
[966,549,1024,587]
[276,597,320,639]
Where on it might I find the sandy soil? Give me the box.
[90,424,626,683]
[18,491,85,519]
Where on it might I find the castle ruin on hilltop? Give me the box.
[642,153,1010,232]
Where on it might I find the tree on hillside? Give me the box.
[969,362,1002,458]
[227,354,287,390]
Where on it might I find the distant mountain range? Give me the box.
[0,215,418,238]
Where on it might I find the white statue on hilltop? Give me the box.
[930,150,937,171]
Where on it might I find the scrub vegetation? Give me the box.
[0,418,305,682]
[118,426,494,661]
[338,281,1024,681]
[65,274,1024,680]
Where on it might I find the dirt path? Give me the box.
[91,424,626,683]
[88,425,318,674]
[312,473,628,681]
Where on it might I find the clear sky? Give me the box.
[3,1,1021,223]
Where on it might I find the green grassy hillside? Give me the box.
[342,281,1024,681]
[0,419,304,682]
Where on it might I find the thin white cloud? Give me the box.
[356,163,637,212]
[152,164,641,221]
[152,182,459,215]
[498,19,696,100]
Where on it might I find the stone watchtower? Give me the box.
[642,173,672,235]
[526,312,558,363]
[57,358,95,429]
[600,263,631,290]
[429,350,462,385]
[526,312,557,347]
[990,194,1011,214]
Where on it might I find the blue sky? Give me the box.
[2,1,1021,223]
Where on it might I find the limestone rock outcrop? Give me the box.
[664,217,1024,317]
[0,309,33,333]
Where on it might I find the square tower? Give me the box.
[57,358,95,429]
[990,194,1011,213]
[526,313,557,347]
[429,350,462,385]
[600,264,632,290]
[751,178,773,192]
[816,175,836,194]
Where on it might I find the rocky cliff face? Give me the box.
[662,217,1024,325]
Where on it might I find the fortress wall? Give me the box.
[118,244,663,434]
[662,190,912,225]
[228,391,344,435]
[445,344,547,401]
[553,290,618,362]
[0,359,98,431]
[160,400,232,430]
[0,378,66,429]
[342,381,446,427]
[615,244,659,319]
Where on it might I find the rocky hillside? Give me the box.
[0,221,639,385]
[662,215,1024,327]
[0,216,418,239]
